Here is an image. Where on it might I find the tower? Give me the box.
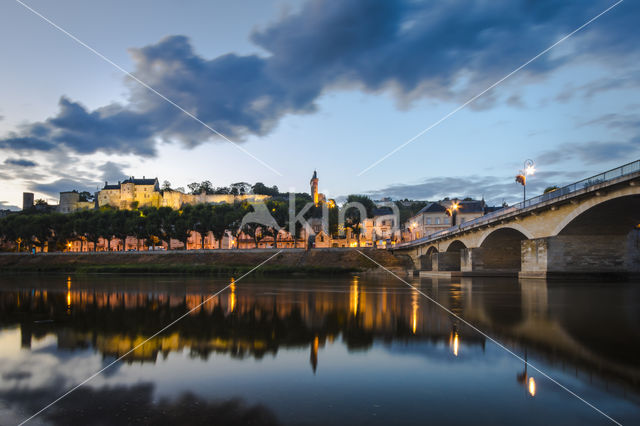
[22,192,34,210]
[310,170,319,205]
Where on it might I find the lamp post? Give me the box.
[516,159,535,204]
[446,201,459,226]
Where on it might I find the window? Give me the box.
[444,217,450,224]
[435,218,440,225]
[426,218,431,225]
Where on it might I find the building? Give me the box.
[56,177,270,212]
[58,191,96,213]
[22,192,34,211]
[98,177,162,209]
[310,170,326,205]
[405,199,490,240]
[362,207,401,247]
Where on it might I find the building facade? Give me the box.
[405,200,489,240]
[57,177,270,212]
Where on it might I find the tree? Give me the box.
[168,207,192,250]
[191,204,214,249]
[187,182,201,195]
[143,207,163,250]
[210,204,234,249]
[78,191,93,202]
[230,182,251,196]
[252,182,279,196]
[112,210,133,251]
[162,180,172,190]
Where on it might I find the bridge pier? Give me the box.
[520,230,640,279]
[461,248,484,272]
[432,252,461,272]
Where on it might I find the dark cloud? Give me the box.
[0,201,20,211]
[0,97,156,156]
[579,113,640,131]
[98,161,128,183]
[365,169,588,205]
[3,158,37,167]
[28,177,100,198]
[1,0,639,156]
[537,138,640,166]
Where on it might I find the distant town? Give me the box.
[0,170,498,252]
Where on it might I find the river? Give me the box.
[0,273,638,425]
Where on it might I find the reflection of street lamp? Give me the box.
[517,350,536,397]
[516,159,535,203]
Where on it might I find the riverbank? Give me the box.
[0,248,410,275]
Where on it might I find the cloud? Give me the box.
[3,158,37,167]
[537,138,640,166]
[579,113,640,131]
[28,177,100,198]
[0,201,20,211]
[0,97,156,156]
[364,169,587,205]
[98,161,128,184]
[1,0,639,157]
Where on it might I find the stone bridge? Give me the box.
[392,160,640,279]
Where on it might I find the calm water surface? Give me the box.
[0,273,639,425]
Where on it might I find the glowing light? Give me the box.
[411,291,419,334]
[525,165,536,176]
[528,377,536,397]
[350,241,358,247]
[350,279,359,316]
[229,279,236,312]
[66,276,72,311]
[452,332,459,356]
[451,202,459,211]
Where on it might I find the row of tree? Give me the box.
[0,195,386,252]
[167,180,281,196]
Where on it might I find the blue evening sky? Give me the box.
[0,0,638,209]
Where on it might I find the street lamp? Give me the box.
[515,159,535,203]
[446,201,459,226]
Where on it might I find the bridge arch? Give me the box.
[477,224,534,247]
[552,192,640,236]
[446,240,467,253]
[479,227,530,271]
[419,246,439,270]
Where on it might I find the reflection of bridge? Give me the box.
[393,161,640,278]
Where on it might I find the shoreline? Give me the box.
[0,248,410,275]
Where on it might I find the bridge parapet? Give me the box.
[394,159,640,250]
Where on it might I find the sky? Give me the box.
[0,0,639,210]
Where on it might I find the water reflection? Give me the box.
[0,278,483,368]
[0,274,639,425]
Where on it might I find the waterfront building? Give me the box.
[405,199,490,240]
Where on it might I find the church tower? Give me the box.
[310,170,319,205]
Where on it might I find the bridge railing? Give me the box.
[394,159,640,249]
